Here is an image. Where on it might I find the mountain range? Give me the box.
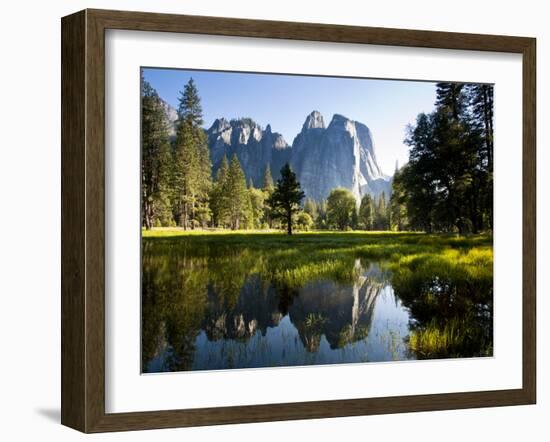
[162,102,392,202]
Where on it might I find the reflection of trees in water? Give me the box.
[141,242,209,371]
[142,241,387,371]
[392,272,493,359]
[142,239,493,371]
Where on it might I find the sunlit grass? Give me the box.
[142,229,493,360]
[408,319,464,357]
[142,230,492,289]
[408,316,493,359]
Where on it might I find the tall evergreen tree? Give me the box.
[172,78,211,229]
[261,164,275,228]
[358,194,374,230]
[195,142,213,227]
[396,82,493,233]
[401,114,438,231]
[267,163,305,235]
[141,78,172,229]
[248,186,266,229]
[436,82,465,120]
[210,155,229,227]
[468,84,494,161]
[467,83,494,230]
[262,165,274,192]
[225,154,250,230]
[374,192,389,230]
[177,77,203,124]
[389,169,408,231]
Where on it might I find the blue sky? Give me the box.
[142,68,437,175]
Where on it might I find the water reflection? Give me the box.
[142,238,492,372]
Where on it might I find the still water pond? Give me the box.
[142,235,493,373]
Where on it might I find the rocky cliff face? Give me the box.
[291,111,390,201]
[164,104,391,201]
[206,118,292,185]
[159,98,178,137]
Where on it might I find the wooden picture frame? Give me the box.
[61,8,536,433]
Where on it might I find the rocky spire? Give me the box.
[302,110,325,131]
[209,117,230,133]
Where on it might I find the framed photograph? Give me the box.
[61,9,536,433]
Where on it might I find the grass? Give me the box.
[142,228,493,361]
[408,318,465,357]
[408,316,493,359]
[142,228,492,287]
[142,228,490,255]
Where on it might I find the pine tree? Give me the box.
[267,163,305,235]
[402,113,438,232]
[398,82,493,233]
[196,141,213,227]
[389,167,408,231]
[468,84,494,166]
[436,82,465,120]
[195,102,213,226]
[225,154,249,230]
[172,78,211,229]
[261,165,275,228]
[374,192,388,230]
[262,165,274,192]
[210,155,229,227]
[467,83,494,230]
[358,194,374,230]
[141,78,172,229]
[248,187,266,229]
[177,77,203,125]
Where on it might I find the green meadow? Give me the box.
[142,229,492,287]
[142,229,493,368]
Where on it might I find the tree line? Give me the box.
[141,75,211,229]
[301,190,393,231]
[391,82,494,233]
[301,82,494,234]
[142,77,493,234]
[141,76,308,234]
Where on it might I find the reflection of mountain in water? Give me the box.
[290,261,382,352]
[202,260,384,352]
[142,237,493,372]
[203,275,283,341]
[143,257,395,372]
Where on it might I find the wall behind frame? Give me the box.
[0,0,546,441]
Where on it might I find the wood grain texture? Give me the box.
[60,8,537,433]
[61,10,86,432]
[89,8,532,53]
[84,9,107,433]
[522,38,536,403]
